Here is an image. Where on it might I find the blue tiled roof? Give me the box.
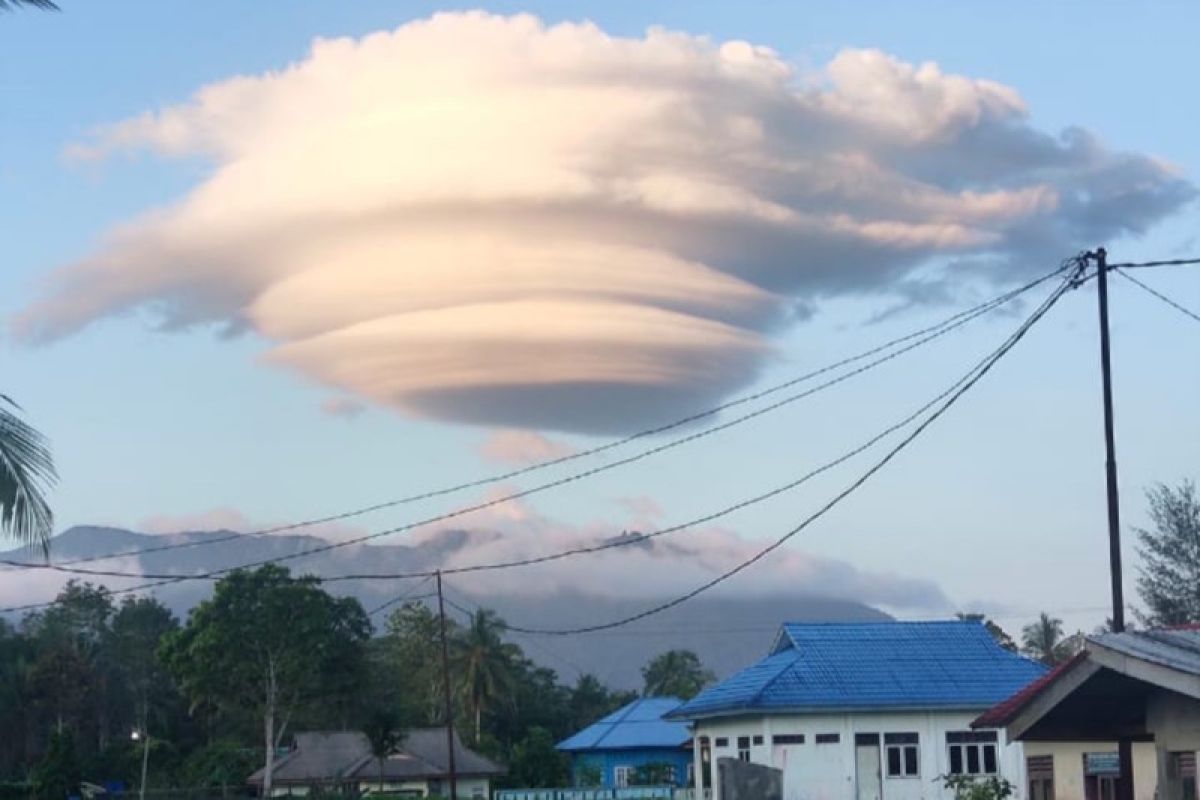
[557,697,691,752]
[667,621,1047,720]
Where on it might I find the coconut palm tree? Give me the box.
[450,609,518,744]
[363,709,405,793]
[1021,612,1070,666]
[0,396,56,553]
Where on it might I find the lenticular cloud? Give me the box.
[15,12,1193,433]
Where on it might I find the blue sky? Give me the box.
[2,1,1197,633]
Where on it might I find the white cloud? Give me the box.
[138,506,366,542]
[478,430,578,465]
[16,12,1193,433]
[407,490,948,611]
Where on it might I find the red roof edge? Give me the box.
[971,651,1089,729]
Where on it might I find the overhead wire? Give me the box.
[0,266,1069,589]
[493,269,1079,635]
[16,265,1070,571]
[367,574,436,617]
[1115,267,1200,324]
[1109,257,1200,270]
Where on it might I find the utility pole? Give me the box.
[1088,247,1133,800]
[436,571,459,800]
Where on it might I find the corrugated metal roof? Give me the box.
[557,697,691,752]
[668,621,1047,720]
[1090,629,1200,676]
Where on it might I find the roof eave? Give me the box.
[670,702,1002,722]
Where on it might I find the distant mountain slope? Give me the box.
[3,525,891,688]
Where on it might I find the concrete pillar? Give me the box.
[692,732,704,794]
[711,738,721,800]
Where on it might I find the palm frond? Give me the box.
[0,0,60,10]
[0,397,57,553]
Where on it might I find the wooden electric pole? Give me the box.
[436,571,459,799]
[1088,247,1133,800]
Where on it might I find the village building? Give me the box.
[246,727,504,798]
[556,696,694,789]
[665,620,1047,800]
[975,627,1200,800]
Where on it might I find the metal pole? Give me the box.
[1092,247,1133,800]
[436,571,459,799]
[138,727,149,800]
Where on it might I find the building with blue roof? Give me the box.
[665,620,1047,800]
[557,697,694,789]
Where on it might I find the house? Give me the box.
[557,697,693,789]
[974,628,1200,800]
[664,620,1047,800]
[246,727,505,798]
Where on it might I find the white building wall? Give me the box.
[694,710,1026,800]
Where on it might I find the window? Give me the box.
[946,731,999,776]
[752,735,764,746]
[815,733,841,745]
[773,734,805,745]
[714,737,729,748]
[737,736,751,762]
[614,766,633,788]
[885,733,920,778]
[471,789,485,800]
[1028,754,1054,800]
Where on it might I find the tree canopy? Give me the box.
[641,649,715,700]
[1136,479,1200,626]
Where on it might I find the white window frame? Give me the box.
[946,731,999,776]
[884,733,920,778]
[614,765,634,788]
[736,736,751,762]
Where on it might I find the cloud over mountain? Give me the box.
[15,12,1193,433]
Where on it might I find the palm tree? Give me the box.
[0,1,60,9]
[0,396,56,553]
[1021,612,1068,666]
[362,709,405,793]
[449,609,518,744]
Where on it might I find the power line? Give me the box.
[0,270,1075,591]
[1116,268,1200,324]
[24,267,1068,571]
[494,273,1077,636]
[0,271,1062,589]
[367,575,435,617]
[1109,257,1200,270]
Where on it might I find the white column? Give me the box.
[710,730,721,800]
[692,729,704,795]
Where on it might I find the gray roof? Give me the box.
[248,727,503,785]
[1089,628,1200,676]
[349,728,504,779]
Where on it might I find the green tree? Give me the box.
[956,613,1017,652]
[641,650,715,700]
[380,601,453,725]
[1020,613,1073,666]
[32,728,80,800]
[363,708,405,792]
[450,609,519,744]
[160,565,370,797]
[507,726,568,788]
[568,674,634,731]
[0,396,56,552]
[1136,479,1200,626]
[179,739,258,795]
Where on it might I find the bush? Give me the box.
[941,774,1015,800]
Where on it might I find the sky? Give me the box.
[1,1,1198,636]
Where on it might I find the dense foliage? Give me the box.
[1137,479,1200,626]
[0,567,691,795]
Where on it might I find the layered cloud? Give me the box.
[15,12,1193,433]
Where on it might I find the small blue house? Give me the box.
[557,697,693,788]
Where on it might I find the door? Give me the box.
[855,733,883,800]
